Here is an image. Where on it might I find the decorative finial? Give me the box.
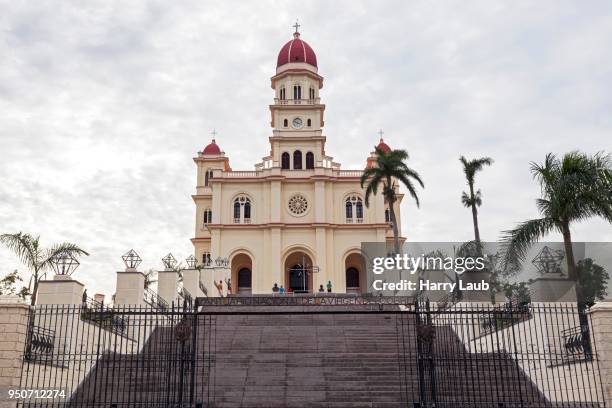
[50,252,80,276]
[211,129,217,143]
[378,129,384,141]
[162,253,177,269]
[122,249,142,270]
[293,19,301,38]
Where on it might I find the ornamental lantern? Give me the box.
[50,252,80,276]
[532,246,565,275]
[122,249,142,270]
[162,253,177,269]
[185,255,197,269]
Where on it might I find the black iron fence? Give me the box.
[16,299,607,407]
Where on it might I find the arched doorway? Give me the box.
[284,251,314,293]
[231,253,253,295]
[345,252,365,294]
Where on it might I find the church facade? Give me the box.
[191,29,404,294]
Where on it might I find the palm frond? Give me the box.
[0,233,38,271]
[461,192,471,207]
[40,243,89,271]
[499,217,557,274]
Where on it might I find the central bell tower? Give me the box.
[269,26,327,170]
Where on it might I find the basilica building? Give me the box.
[191,28,404,294]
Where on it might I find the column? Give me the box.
[314,180,325,223]
[315,227,327,291]
[182,268,202,298]
[157,269,179,306]
[271,227,282,288]
[36,275,85,305]
[589,301,612,405]
[0,298,30,408]
[270,180,281,222]
[115,269,145,306]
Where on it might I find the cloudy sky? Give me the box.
[1,1,611,297]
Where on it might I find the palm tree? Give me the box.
[500,151,612,282]
[460,156,493,243]
[361,147,424,254]
[0,232,89,305]
[143,269,158,290]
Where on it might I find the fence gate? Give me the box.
[18,302,216,407]
[16,298,608,407]
[399,301,607,407]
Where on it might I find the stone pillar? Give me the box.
[270,227,282,288]
[589,301,612,405]
[182,268,201,298]
[36,275,84,305]
[315,227,327,291]
[0,298,30,408]
[114,268,145,306]
[157,269,178,305]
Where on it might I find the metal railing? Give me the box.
[81,297,127,335]
[144,287,169,310]
[24,325,55,364]
[177,285,193,307]
[561,324,593,363]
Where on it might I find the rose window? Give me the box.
[288,194,309,215]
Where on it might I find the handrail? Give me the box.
[144,287,169,311]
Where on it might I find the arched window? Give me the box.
[293,150,302,169]
[305,152,314,169]
[345,201,353,220]
[233,201,241,222]
[204,169,214,187]
[203,209,212,224]
[293,85,301,100]
[244,201,251,220]
[202,252,211,266]
[356,201,363,219]
[385,208,390,223]
[283,118,288,127]
[346,267,360,288]
[280,87,286,100]
[345,195,363,223]
[309,88,315,99]
[233,195,252,223]
[307,118,312,127]
[281,152,290,169]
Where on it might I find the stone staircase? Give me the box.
[69,304,579,407]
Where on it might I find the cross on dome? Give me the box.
[293,20,300,34]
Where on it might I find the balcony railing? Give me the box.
[337,170,363,177]
[274,98,320,105]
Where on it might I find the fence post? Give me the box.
[0,297,30,408]
[589,301,612,405]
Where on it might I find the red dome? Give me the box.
[377,138,391,153]
[277,33,317,68]
[203,139,221,155]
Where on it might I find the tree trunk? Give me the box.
[562,223,577,280]
[30,271,38,306]
[469,182,481,243]
[388,198,401,255]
